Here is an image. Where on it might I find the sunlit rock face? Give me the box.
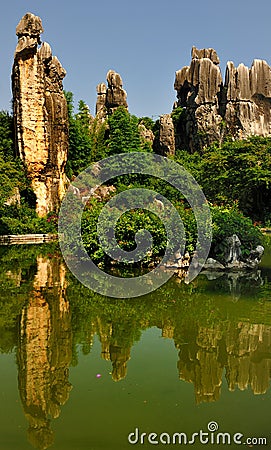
[174,46,271,152]
[156,114,175,156]
[95,70,128,119]
[224,59,271,139]
[12,13,69,217]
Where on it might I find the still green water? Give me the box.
[1,242,271,449]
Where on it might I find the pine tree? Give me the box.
[107,107,141,155]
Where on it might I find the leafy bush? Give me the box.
[0,205,57,234]
[210,204,262,259]
[80,194,262,266]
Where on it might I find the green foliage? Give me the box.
[65,92,93,176]
[89,117,108,162]
[107,107,141,155]
[80,188,261,265]
[0,204,57,234]
[171,106,185,125]
[81,199,106,262]
[210,204,262,259]
[65,94,154,177]
[0,155,26,208]
[175,137,271,223]
[138,116,155,130]
[0,111,25,208]
[0,111,14,159]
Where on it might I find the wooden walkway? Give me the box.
[0,234,58,246]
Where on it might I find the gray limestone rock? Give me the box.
[174,47,271,152]
[204,258,225,270]
[157,114,175,156]
[106,69,128,113]
[95,70,128,119]
[218,235,264,270]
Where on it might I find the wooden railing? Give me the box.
[0,234,58,245]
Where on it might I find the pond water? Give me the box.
[1,241,271,449]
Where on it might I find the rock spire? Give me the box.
[174,46,271,152]
[96,69,128,119]
[12,13,69,216]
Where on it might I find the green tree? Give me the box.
[107,107,141,155]
[89,117,108,162]
[64,92,93,177]
[0,155,25,208]
[175,137,271,222]
[198,137,271,221]
[0,111,14,159]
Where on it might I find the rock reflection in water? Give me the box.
[175,321,271,404]
[1,247,271,448]
[17,256,72,450]
[96,317,131,381]
[201,269,263,301]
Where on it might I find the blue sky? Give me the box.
[0,0,270,118]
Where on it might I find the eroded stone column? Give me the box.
[12,13,69,216]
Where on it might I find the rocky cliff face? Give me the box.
[12,13,69,216]
[174,46,271,152]
[96,70,128,119]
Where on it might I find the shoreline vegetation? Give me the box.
[0,106,270,268]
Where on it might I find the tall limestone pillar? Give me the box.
[12,13,69,217]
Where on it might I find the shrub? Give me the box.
[210,204,262,259]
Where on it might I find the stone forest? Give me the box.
[1,11,271,450]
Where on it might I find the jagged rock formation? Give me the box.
[174,46,271,152]
[17,256,72,450]
[138,122,155,148]
[203,234,265,271]
[224,59,271,139]
[155,114,175,156]
[96,82,107,119]
[96,70,128,119]
[12,13,69,217]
